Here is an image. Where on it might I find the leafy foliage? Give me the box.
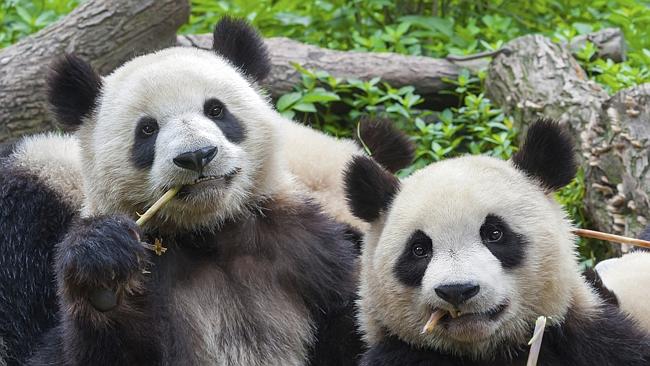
[0,0,79,47]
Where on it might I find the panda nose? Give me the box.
[435,283,480,307]
[173,146,218,174]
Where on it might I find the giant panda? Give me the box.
[0,17,420,366]
[343,119,650,365]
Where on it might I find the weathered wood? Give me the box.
[486,34,609,148]
[584,84,650,239]
[178,27,625,109]
[0,0,189,142]
[486,33,649,241]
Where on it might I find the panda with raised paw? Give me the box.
[0,17,416,366]
[344,119,650,365]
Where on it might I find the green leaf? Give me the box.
[292,102,317,113]
[276,92,302,111]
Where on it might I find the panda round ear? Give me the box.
[212,16,271,83]
[356,117,415,173]
[512,118,577,192]
[344,156,400,223]
[47,54,102,129]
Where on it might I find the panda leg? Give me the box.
[30,216,162,365]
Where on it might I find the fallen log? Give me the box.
[178,28,625,108]
[0,0,189,142]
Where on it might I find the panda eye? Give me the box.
[204,99,225,119]
[408,231,432,258]
[136,117,159,138]
[481,224,504,243]
[141,124,157,136]
[412,244,427,257]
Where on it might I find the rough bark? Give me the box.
[584,84,650,238]
[0,0,189,142]
[486,33,650,241]
[486,34,610,148]
[567,27,627,62]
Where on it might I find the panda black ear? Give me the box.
[47,54,102,129]
[512,118,577,192]
[212,17,271,83]
[356,117,415,173]
[344,156,400,223]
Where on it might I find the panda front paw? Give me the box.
[56,215,149,312]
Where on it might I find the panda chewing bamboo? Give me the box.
[344,119,650,366]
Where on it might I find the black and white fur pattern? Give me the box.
[0,17,368,366]
[0,134,83,366]
[345,119,650,365]
[595,249,650,334]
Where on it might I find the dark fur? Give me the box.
[212,17,271,83]
[0,162,76,365]
[357,117,415,173]
[394,230,434,287]
[0,142,14,158]
[29,198,361,365]
[361,303,650,365]
[203,98,247,143]
[47,54,102,129]
[512,119,577,192]
[583,268,619,306]
[131,117,159,169]
[344,156,400,223]
[480,215,527,269]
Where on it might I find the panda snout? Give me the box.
[173,146,218,175]
[434,283,480,307]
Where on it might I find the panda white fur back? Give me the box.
[344,120,650,365]
[0,18,367,366]
[596,251,650,333]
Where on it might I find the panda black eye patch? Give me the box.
[394,230,434,287]
[480,214,527,269]
[131,116,159,169]
[203,98,246,144]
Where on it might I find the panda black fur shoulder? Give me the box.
[344,119,650,365]
[0,17,407,366]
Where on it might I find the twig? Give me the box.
[135,186,181,226]
[135,186,181,256]
[573,228,650,249]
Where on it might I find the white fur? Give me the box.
[9,133,84,208]
[358,155,600,359]
[596,251,650,333]
[279,121,369,232]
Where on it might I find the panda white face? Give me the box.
[346,120,588,358]
[77,47,277,229]
[48,19,283,230]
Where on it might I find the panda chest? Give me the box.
[169,254,314,366]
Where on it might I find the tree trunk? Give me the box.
[584,84,650,239]
[486,33,650,242]
[0,0,189,142]
[485,34,609,150]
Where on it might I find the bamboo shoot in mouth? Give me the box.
[135,186,181,255]
[421,309,447,334]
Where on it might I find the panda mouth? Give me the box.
[421,303,508,333]
[176,168,241,197]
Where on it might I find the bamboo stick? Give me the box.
[573,228,650,249]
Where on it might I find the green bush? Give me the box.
[0,0,79,47]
